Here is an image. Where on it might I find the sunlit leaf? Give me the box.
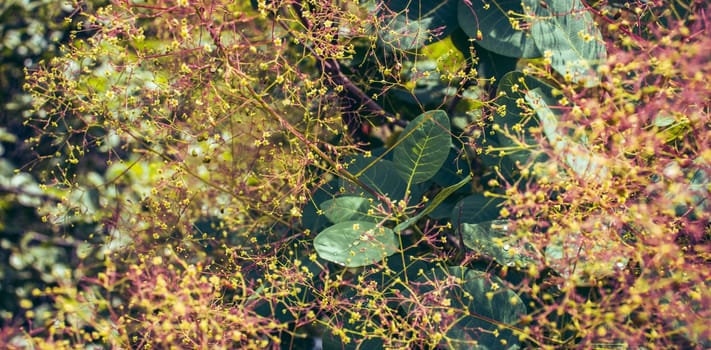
[320,196,382,223]
[525,88,609,182]
[393,110,452,185]
[545,231,628,282]
[491,71,555,175]
[530,0,606,86]
[314,221,398,267]
[461,220,534,267]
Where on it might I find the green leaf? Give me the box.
[402,265,526,349]
[461,220,534,267]
[474,42,520,82]
[662,158,709,218]
[525,88,609,182]
[654,112,692,143]
[387,60,447,110]
[653,113,676,127]
[432,146,472,188]
[457,0,541,58]
[490,71,555,175]
[530,0,606,86]
[393,110,452,185]
[451,194,505,228]
[320,196,381,224]
[451,28,519,82]
[314,221,398,267]
[687,162,709,217]
[545,231,628,282]
[394,174,471,232]
[494,72,555,144]
[427,197,459,219]
[378,0,459,50]
[341,156,409,202]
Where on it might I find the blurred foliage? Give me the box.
[0,0,708,349]
[0,0,107,334]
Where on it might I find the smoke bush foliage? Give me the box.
[1,0,707,348]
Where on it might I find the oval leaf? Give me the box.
[378,0,459,50]
[451,194,504,228]
[320,196,381,224]
[490,71,555,175]
[525,88,609,182]
[461,220,534,267]
[451,28,519,82]
[545,231,628,282]
[393,110,452,184]
[457,0,541,58]
[530,0,606,86]
[314,221,398,267]
[341,156,409,201]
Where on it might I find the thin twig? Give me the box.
[286,2,407,128]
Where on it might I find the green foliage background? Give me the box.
[1,0,709,349]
